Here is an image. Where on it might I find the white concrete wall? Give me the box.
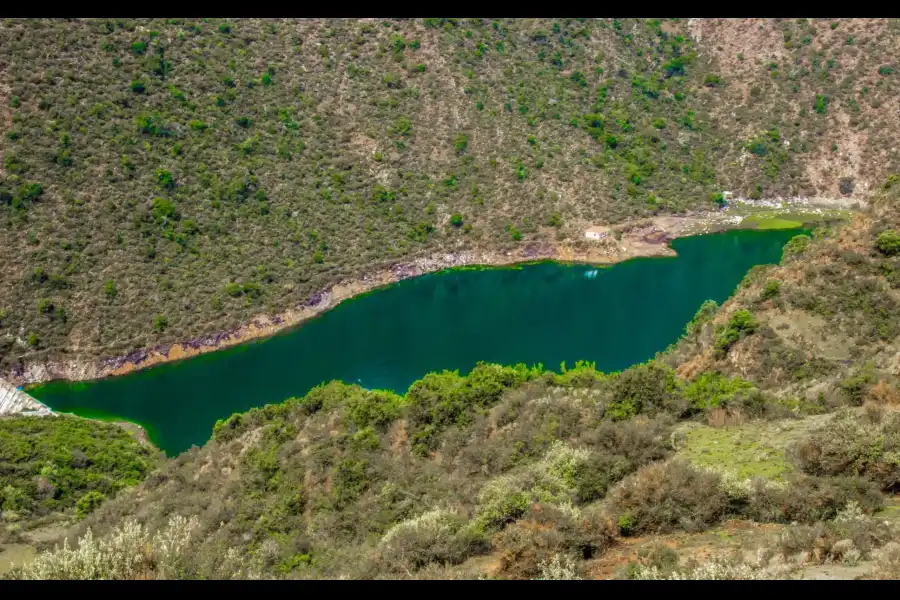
[0,378,52,416]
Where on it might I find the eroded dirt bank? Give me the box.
[6,201,853,386]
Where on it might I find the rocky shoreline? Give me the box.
[6,203,849,387]
[6,239,672,386]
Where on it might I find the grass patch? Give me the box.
[745,217,804,230]
[675,422,795,481]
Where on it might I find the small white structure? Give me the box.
[0,378,52,417]
[585,226,610,240]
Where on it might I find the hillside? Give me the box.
[4,17,900,581]
[4,358,899,580]
[0,415,160,571]
[1,17,895,379]
[667,172,900,404]
[4,178,900,579]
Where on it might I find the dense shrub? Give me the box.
[782,234,811,259]
[376,509,478,573]
[603,362,685,420]
[407,362,542,455]
[714,309,758,356]
[492,503,614,579]
[681,372,756,410]
[0,416,158,517]
[792,409,900,491]
[761,279,781,300]
[604,460,728,535]
[876,230,900,255]
[5,516,201,580]
[475,442,589,531]
[742,475,884,523]
[774,501,894,564]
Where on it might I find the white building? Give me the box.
[585,226,610,240]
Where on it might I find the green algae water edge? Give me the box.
[30,228,803,456]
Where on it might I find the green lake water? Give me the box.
[30,228,803,456]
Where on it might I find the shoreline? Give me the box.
[9,203,851,387]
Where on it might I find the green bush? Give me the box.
[0,416,157,517]
[783,234,811,259]
[761,279,781,300]
[153,314,168,332]
[393,117,412,136]
[876,230,900,256]
[793,410,900,491]
[682,372,755,410]
[407,362,541,455]
[75,491,106,518]
[454,134,468,154]
[156,169,175,189]
[605,460,728,535]
[150,197,179,224]
[714,309,758,356]
[332,458,371,507]
[573,453,633,503]
[604,361,684,420]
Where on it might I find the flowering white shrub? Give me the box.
[476,442,590,528]
[12,514,199,580]
[536,554,581,580]
[631,560,769,580]
[870,542,900,579]
[378,509,466,572]
[834,500,867,525]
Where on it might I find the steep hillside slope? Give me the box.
[1,18,893,378]
[5,189,900,577]
[5,354,898,580]
[669,178,900,405]
[0,415,160,571]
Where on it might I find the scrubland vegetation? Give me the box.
[5,17,900,580]
[2,17,898,376]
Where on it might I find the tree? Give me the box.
[153,315,168,333]
[156,169,175,190]
[714,309,758,355]
[151,197,179,225]
[104,280,118,299]
[450,213,464,227]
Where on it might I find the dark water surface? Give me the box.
[31,229,802,455]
